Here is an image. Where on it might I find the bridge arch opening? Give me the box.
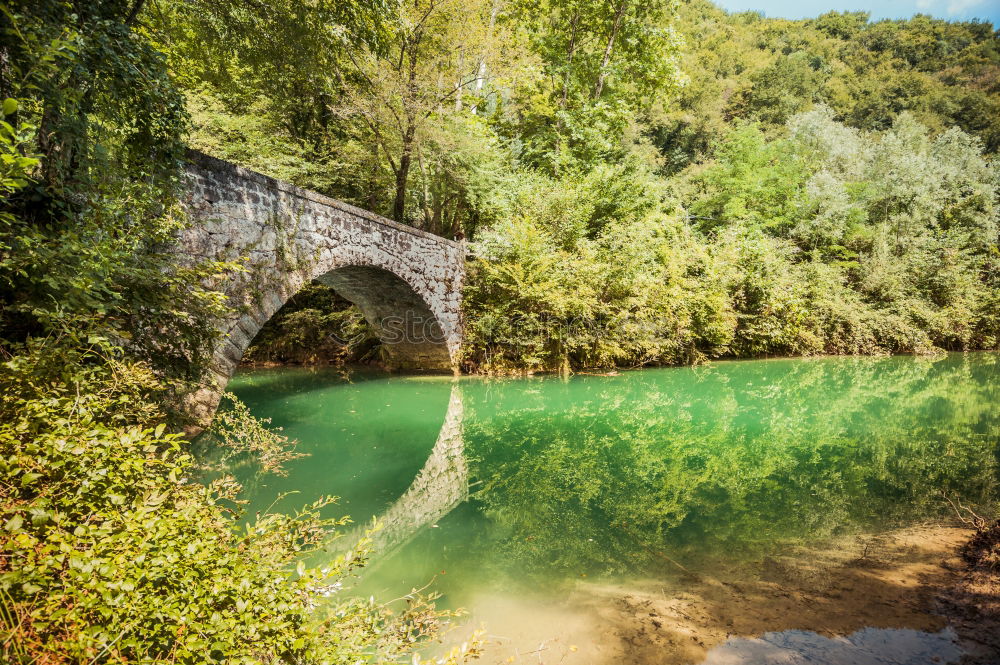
[177,151,464,427]
[236,263,455,376]
[314,265,453,371]
[186,265,456,429]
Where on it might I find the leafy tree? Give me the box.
[732,50,829,125]
[0,0,231,382]
[505,0,684,174]
[687,123,814,234]
[468,104,998,370]
[657,0,1000,168]
[812,11,870,40]
[333,0,512,225]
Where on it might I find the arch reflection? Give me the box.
[338,383,467,559]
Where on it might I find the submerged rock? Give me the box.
[698,626,962,665]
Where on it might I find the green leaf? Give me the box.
[20,472,42,486]
[4,514,23,532]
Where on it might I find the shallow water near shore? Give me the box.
[227,353,1000,663]
[699,626,963,664]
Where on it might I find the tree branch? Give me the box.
[594,0,629,100]
[125,0,146,27]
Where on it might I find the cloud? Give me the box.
[945,0,987,15]
[913,0,989,16]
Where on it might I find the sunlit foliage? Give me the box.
[465,106,998,371]
[163,0,999,372]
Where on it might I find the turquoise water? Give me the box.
[226,353,999,657]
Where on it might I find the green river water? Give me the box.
[227,353,1000,663]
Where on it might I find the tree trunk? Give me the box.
[418,149,433,229]
[454,53,464,111]
[367,141,380,212]
[471,0,501,114]
[394,30,422,224]
[558,12,580,118]
[554,11,581,175]
[594,0,628,100]
[393,122,416,223]
[125,0,146,27]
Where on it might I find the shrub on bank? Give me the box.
[0,335,479,663]
[462,110,999,372]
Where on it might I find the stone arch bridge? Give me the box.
[176,151,465,425]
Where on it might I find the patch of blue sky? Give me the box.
[712,0,1000,26]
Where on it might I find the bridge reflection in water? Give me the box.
[336,383,467,562]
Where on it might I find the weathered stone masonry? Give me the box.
[175,151,465,424]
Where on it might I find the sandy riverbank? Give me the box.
[460,522,998,664]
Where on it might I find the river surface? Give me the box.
[226,353,999,664]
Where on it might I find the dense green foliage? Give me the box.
[170,0,999,372]
[465,107,999,370]
[0,0,226,379]
[458,5,1000,371]
[156,0,686,233]
[662,3,1000,171]
[0,338,471,663]
[0,1,476,662]
[243,284,379,366]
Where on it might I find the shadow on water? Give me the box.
[225,368,456,523]
[332,385,467,563]
[224,365,397,405]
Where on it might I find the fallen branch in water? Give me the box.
[942,493,989,531]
